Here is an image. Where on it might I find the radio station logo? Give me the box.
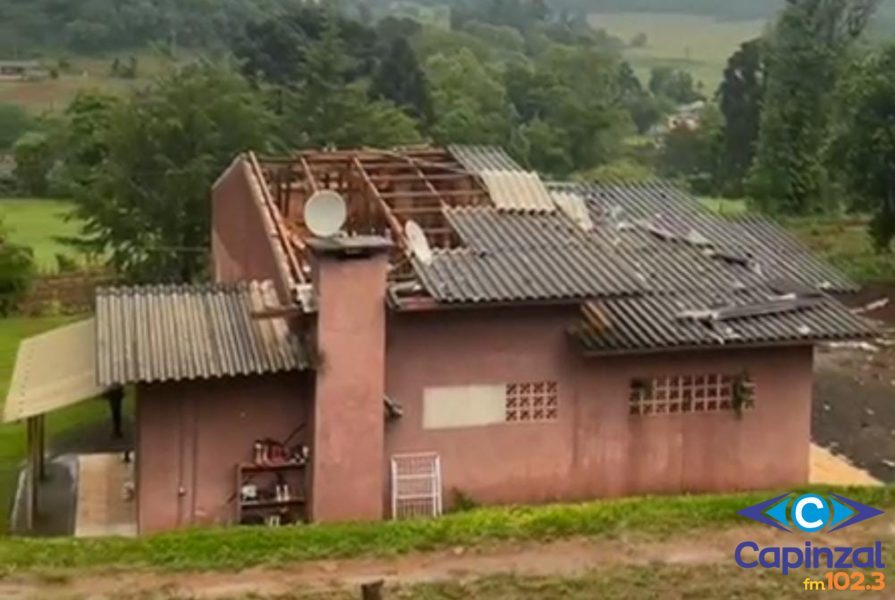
[737,492,883,533]
[733,492,886,583]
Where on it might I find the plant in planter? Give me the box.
[731,371,754,418]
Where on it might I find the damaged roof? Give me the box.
[571,292,874,354]
[409,173,871,350]
[250,144,871,352]
[96,280,307,386]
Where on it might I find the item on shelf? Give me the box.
[253,440,264,464]
[265,514,281,527]
[274,483,291,502]
[291,444,310,465]
[240,484,258,502]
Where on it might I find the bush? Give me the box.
[0,103,33,150]
[13,132,56,197]
[0,230,34,315]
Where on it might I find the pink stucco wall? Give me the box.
[309,248,389,522]
[136,303,814,531]
[136,373,309,534]
[211,158,291,301]
[385,306,813,510]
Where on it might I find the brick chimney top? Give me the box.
[307,236,391,258]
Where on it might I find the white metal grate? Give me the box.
[391,452,442,520]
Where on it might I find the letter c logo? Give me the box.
[792,494,829,532]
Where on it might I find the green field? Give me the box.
[0,198,82,272]
[589,12,767,91]
[787,217,895,283]
[0,54,173,114]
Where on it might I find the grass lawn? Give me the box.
[786,217,895,283]
[0,485,892,572]
[0,315,105,535]
[588,12,767,91]
[698,196,749,217]
[0,198,82,272]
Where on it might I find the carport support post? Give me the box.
[24,416,38,530]
[36,415,45,481]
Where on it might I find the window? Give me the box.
[506,381,558,422]
[628,373,754,416]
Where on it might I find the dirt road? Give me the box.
[1,518,891,599]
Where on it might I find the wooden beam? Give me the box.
[390,206,452,216]
[351,156,407,252]
[247,152,307,286]
[251,306,304,320]
[379,189,487,199]
[368,173,471,183]
[300,156,319,194]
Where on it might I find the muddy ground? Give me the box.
[814,284,895,482]
[1,518,892,599]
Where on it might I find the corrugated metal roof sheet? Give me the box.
[479,170,556,213]
[564,181,858,292]
[96,281,307,386]
[4,319,108,423]
[448,145,524,172]
[413,207,642,301]
[551,187,594,231]
[571,291,875,354]
[409,178,872,349]
[725,215,857,292]
[448,145,555,213]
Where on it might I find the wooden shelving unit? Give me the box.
[235,462,307,525]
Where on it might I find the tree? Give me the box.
[369,37,434,126]
[630,32,648,48]
[232,4,378,89]
[0,221,34,315]
[659,105,724,194]
[283,19,422,148]
[72,62,275,282]
[52,92,121,197]
[12,132,55,196]
[833,44,895,249]
[0,103,32,150]
[617,61,665,134]
[648,67,703,104]
[426,49,512,146]
[530,46,632,173]
[749,0,880,214]
[716,38,764,196]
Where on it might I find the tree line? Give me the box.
[0,0,893,289]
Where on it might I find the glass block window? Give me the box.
[628,374,755,416]
[505,381,558,423]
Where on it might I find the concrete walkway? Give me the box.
[809,443,882,486]
[74,453,136,538]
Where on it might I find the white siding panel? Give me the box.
[423,384,506,429]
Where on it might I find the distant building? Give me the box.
[0,60,48,82]
[667,100,707,131]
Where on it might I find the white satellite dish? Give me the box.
[304,190,347,237]
[405,220,433,265]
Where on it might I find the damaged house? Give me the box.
[5,145,873,535]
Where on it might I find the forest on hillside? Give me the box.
[0,0,893,287]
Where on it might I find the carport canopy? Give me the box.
[3,318,109,532]
[3,318,108,424]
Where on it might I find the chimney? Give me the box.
[307,236,391,522]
